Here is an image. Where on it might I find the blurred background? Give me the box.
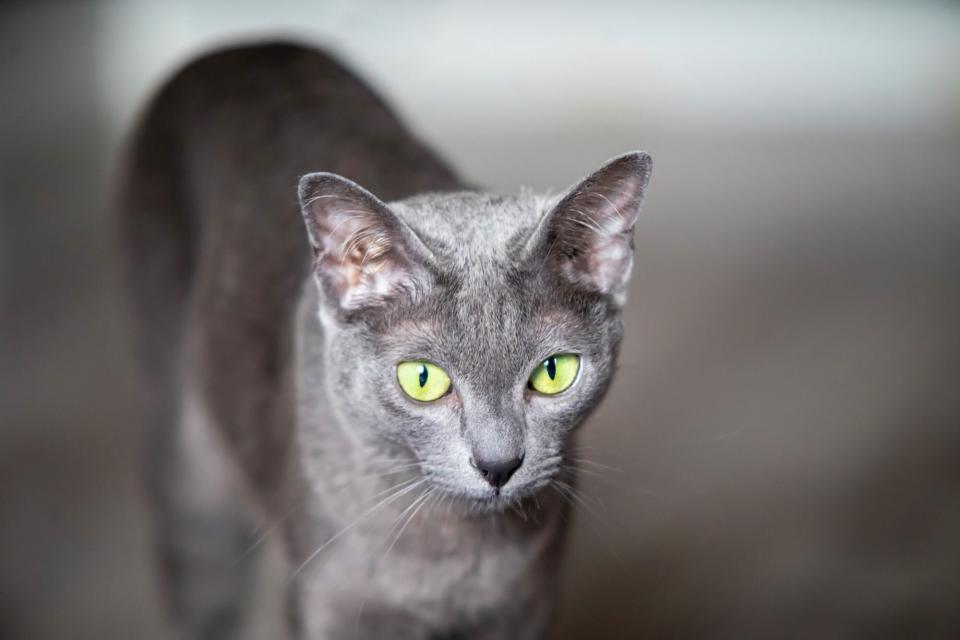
[2,1,959,638]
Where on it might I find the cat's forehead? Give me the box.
[376,190,609,366]
[380,276,598,366]
[389,191,553,266]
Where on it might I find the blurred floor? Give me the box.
[1,2,959,639]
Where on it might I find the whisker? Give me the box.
[289,478,424,582]
[554,479,607,517]
[551,479,628,572]
[566,464,620,488]
[508,498,527,521]
[550,484,572,525]
[566,457,623,473]
[232,498,307,568]
[233,463,424,566]
[354,488,436,638]
[249,515,267,537]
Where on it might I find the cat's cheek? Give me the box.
[379,392,459,447]
[525,377,603,437]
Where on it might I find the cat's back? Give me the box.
[147,41,460,197]
[119,42,461,492]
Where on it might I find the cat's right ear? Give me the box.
[299,173,433,312]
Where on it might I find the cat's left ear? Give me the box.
[531,151,652,306]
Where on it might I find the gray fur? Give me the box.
[118,42,651,639]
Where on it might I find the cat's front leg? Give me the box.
[458,594,555,640]
[287,576,434,640]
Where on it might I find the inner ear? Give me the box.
[299,173,433,312]
[532,152,652,304]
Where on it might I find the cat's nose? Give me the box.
[471,454,523,489]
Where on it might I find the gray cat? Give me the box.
[118,42,651,640]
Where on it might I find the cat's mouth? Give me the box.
[483,478,554,505]
[424,464,562,513]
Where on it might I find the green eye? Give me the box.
[528,354,580,395]
[397,361,452,402]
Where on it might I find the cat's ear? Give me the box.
[532,151,652,305]
[299,173,433,312]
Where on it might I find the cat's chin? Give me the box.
[433,478,555,516]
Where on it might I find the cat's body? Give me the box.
[119,43,650,639]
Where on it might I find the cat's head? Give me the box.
[299,152,651,509]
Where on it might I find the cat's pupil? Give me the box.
[544,357,556,380]
[418,364,428,387]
